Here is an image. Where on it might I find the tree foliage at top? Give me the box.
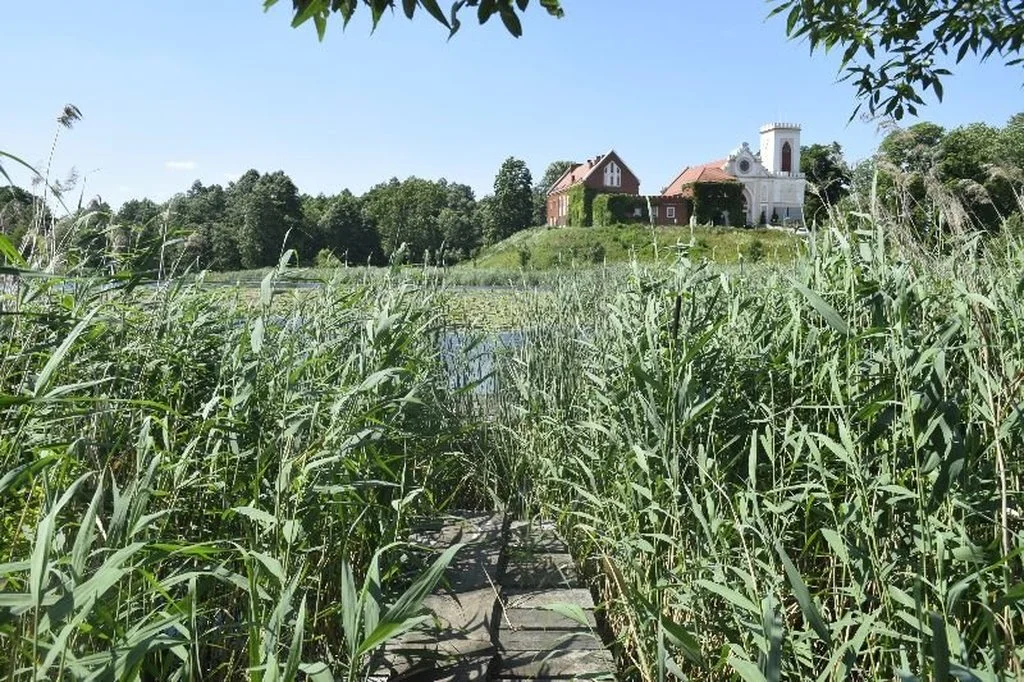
[769,0,1024,119]
[489,157,533,243]
[862,114,1024,235]
[800,143,851,224]
[362,176,480,263]
[0,185,37,254]
[266,0,564,39]
[271,0,1023,121]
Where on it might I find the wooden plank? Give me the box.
[496,649,616,678]
[504,588,596,610]
[500,629,604,651]
[500,607,597,630]
[502,552,581,589]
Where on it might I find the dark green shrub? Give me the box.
[692,182,745,226]
[743,238,765,262]
[315,248,341,268]
[518,248,531,268]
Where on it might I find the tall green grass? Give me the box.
[0,255,483,680]
[487,228,1024,680]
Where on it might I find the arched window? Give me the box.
[604,161,621,188]
[781,142,792,173]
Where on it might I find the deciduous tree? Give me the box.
[488,157,532,243]
[317,190,381,264]
[800,143,851,224]
[227,170,303,268]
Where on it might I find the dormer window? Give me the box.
[604,161,622,188]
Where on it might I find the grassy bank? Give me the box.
[466,224,805,270]
[484,228,1024,680]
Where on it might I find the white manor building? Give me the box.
[660,122,807,226]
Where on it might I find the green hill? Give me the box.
[465,224,806,270]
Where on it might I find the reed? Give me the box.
[486,227,1024,680]
[0,254,479,680]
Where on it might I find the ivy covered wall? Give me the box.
[692,182,746,226]
[568,185,597,227]
[593,194,650,226]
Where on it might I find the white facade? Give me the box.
[722,122,806,225]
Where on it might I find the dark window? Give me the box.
[781,142,792,173]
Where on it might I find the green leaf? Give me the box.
[229,505,278,529]
[71,475,105,579]
[283,597,307,681]
[418,0,452,28]
[793,281,850,335]
[0,456,58,497]
[0,233,27,267]
[250,316,265,354]
[775,541,831,643]
[658,612,703,665]
[695,579,760,615]
[930,612,950,682]
[299,662,335,682]
[728,645,767,682]
[31,474,91,609]
[498,5,523,37]
[540,602,591,628]
[33,308,100,398]
[357,542,464,655]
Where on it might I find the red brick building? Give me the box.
[545,151,641,226]
[652,160,736,226]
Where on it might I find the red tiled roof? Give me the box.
[547,151,640,194]
[548,154,608,194]
[548,162,585,193]
[661,159,736,196]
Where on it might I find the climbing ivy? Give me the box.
[593,194,649,226]
[692,182,746,227]
[568,185,597,226]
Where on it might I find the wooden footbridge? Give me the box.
[370,512,617,681]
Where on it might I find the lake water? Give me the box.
[440,329,525,395]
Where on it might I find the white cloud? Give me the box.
[165,160,197,171]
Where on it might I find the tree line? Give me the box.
[4,113,1021,272]
[802,112,1024,239]
[0,156,553,272]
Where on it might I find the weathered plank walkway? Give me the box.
[371,512,616,681]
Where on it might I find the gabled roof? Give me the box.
[547,150,640,194]
[661,159,737,196]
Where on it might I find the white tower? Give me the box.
[759,123,802,175]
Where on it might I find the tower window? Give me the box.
[781,142,792,173]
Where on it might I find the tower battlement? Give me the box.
[759,122,802,133]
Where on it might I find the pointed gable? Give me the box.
[547,150,641,195]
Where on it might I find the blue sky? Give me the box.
[3,1,1022,208]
